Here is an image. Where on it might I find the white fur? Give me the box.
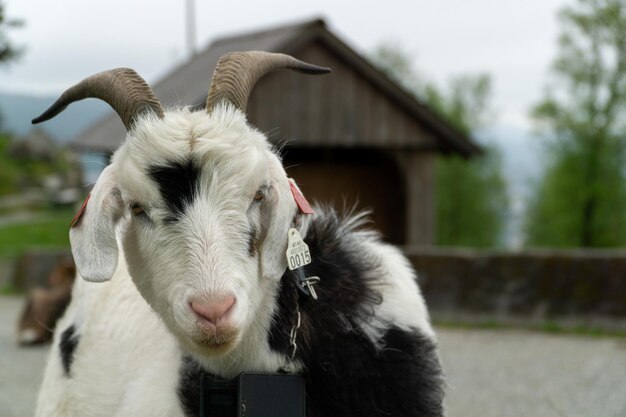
[36,249,183,417]
[35,104,434,416]
[362,241,435,341]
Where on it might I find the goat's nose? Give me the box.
[190,296,236,324]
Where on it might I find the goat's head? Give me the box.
[33,51,330,356]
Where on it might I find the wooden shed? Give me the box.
[72,18,480,246]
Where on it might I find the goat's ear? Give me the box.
[258,176,295,281]
[259,175,311,281]
[70,165,124,282]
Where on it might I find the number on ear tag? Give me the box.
[286,228,312,271]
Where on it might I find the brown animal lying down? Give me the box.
[17,257,75,345]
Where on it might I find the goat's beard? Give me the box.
[187,325,240,355]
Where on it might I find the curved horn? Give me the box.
[32,68,164,130]
[206,51,331,113]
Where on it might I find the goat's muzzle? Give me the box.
[189,295,239,351]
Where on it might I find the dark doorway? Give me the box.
[283,148,407,244]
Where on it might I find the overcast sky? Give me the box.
[0,0,568,130]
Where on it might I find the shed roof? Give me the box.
[71,18,480,156]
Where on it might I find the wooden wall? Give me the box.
[247,41,438,150]
[247,41,437,245]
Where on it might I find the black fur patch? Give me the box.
[247,225,257,256]
[294,325,444,417]
[268,209,382,355]
[149,161,199,222]
[177,356,204,417]
[59,325,79,377]
[269,209,444,417]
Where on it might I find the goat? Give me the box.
[17,256,75,345]
[32,51,444,417]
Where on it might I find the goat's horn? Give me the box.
[206,51,331,113]
[32,68,164,130]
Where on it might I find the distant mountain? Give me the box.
[0,92,109,142]
[477,125,547,248]
[479,125,545,192]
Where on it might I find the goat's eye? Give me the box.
[130,203,145,216]
[253,190,264,203]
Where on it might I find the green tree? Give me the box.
[0,1,22,64]
[0,1,22,133]
[526,0,626,247]
[0,0,20,192]
[371,42,508,247]
[0,134,18,194]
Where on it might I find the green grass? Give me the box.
[0,283,20,295]
[0,208,73,257]
[434,318,626,338]
[538,321,626,338]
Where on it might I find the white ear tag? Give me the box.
[286,228,312,270]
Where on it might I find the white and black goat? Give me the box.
[32,51,444,417]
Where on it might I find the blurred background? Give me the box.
[0,0,625,416]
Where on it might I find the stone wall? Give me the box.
[0,256,16,289]
[1,250,72,291]
[406,247,626,321]
[4,247,626,326]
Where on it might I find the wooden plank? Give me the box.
[250,40,450,151]
[361,76,374,146]
[398,151,434,245]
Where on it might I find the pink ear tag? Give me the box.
[70,194,91,228]
[288,179,314,215]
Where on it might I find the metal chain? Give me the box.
[288,308,301,361]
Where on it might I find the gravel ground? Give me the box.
[439,327,626,417]
[0,296,49,417]
[1,294,625,417]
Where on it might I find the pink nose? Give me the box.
[190,296,236,324]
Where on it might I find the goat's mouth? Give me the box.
[191,324,239,353]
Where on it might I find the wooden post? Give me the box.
[395,151,435,246]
